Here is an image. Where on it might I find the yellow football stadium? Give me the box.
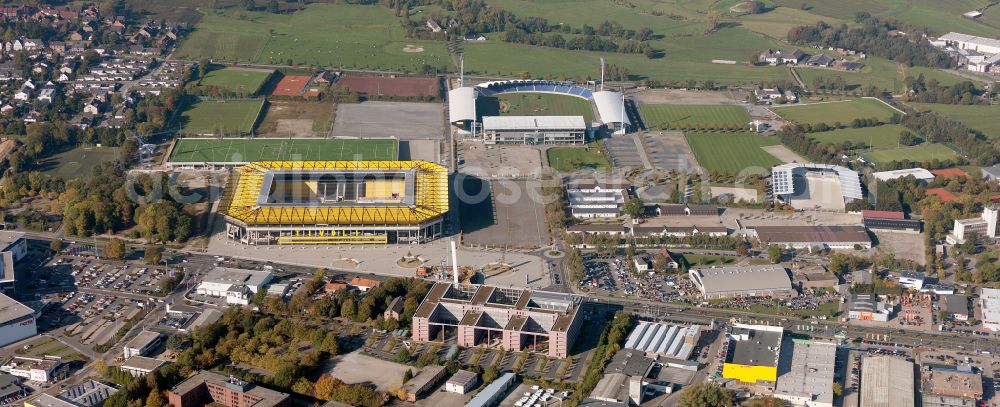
[219,161,449,245]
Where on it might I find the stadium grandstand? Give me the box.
[447,80,631,142]
[771,163,862,211]
[219,161,448,245]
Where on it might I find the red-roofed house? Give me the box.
[931,168,971,179]
[271,75,310,97]
[350,277,380,292]
[926,188,959,203]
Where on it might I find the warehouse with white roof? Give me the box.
[689,265,793,299]
[872,168,935,183]
[981,288,1000,332]
[623,321,701,360]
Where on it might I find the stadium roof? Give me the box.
[593,90,631,126]
[482,115,587,130]
[872,168,935,182]
[220,161,448,226]
[448,87,477,124]
[771,163,862,200]
[861,357,914,407]
[689,265,792,297]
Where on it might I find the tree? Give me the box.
[146,391,165,407]
[144,245,163,265]
[832,382,843,397]
[314,375,336,401]
[623,197,645,220]
[678,383,733,407]
[106,238,127,260]
[482,366,499,384]
[402,369,413,383]
[706,11,722,33]
[747,396,784,407]
[50,239,63,253]
[767,246,783,264]
[396,347,412,364]
[829,253,849,276]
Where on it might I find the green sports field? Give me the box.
[685,133,783,174]
[176,98,265,135]
[639,104,750,130]
[861,143,960,163]
[491,94,595,122]
[911,103,1000,139]
[198,68,274,95]
[809,125,913,149]
[772,99,901,125]
[168,138,399,163]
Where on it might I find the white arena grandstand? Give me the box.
[771,163,862,211]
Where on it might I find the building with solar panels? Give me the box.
[623,321,701,360]
[771,163,862,211]
[219,161,449,245]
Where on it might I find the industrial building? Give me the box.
[465,372,517,407]
[567,183,628,219]
[944,295,970,321]
[722,324,783,387]
[123,330,162,359]
[219,161,449,245]
[445,370,478,394]
[774,340,837,407]
[26,380,119,407]
[167,370,291,407]
[872,168,935,183]
[0,232,26,294]
[0,356,62,383]
[688,265,793,299]
[939,32,1000,55]
[411,283,584,358]
[401,365,446,402]
[748,225,872,250]
[862,210,922,233]
[771,163,863,208]
[981,288,1000,332]
[0,293,35,347]
[481,116,587,145]
[946,207,999,244]
[860,357,915,407]
[921,367,983,407]
[897,271,925,290]
[623,321,701,360]
[849,294,892,322]
[119,356,165,377]
[195,267,273,305]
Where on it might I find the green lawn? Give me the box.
[174,4,450,72]
[685,133,783,174]
[809,124,913,149]
[37,146,121,180]
[168,138,399,163]
[176,98,265,135]
[547,142,609,172]
[488,93,595,122]
[772,98,900,125]
[861,143,960,163]
[910,103,1000,139]
[639,104,750,130]
[198,67,274,95]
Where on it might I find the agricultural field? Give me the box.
[198,67,274,95]
[37,146,120,180]
[772,98,901,125]
[808,124,913,149]
[481,94,595,122]
[175,98,265,136]
[639,104,750,130]
[168,138,399,163]
[861,143,960,163]
[910,103,1000,139]
[684,133,783,174]
[546,142,609,172]
[174,4,450,72]
[770,0,1000,38]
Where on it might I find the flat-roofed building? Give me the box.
[897,271,924,290]
[0,356,62,382]
[445,370,477,394]
[849,294,892,322]
[0,232,26,294]
[412,283,584,358]
[481,116,587,145]
[921,368,982,407]
[940,32,1000,55]
[860,357,914,407]
[623,321,701,360]
[401,365,446,402]
[774,340,837,407]
[947,207,1000,244]
[465,372,517,407]
[722,324,783,387]
[196,267,273,305]
[123,330,162,359]
[119,356,165,377]
[688,265,792,299]
[981,288,1000,331]
[0,293,36,347]
[749,225,872,250]
[944,295,970,321]
[166,370,290,407]
[567,183,627,219]
[48,379,119,407]
[862,210,922,233]
[872,168,935,183]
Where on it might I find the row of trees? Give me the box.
[787,18,955,68]
[499,29,655,57]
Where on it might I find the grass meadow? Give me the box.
[639,104,750,130]
[684,133,782,174]
[175,98,265,136]
[772,99,900,125]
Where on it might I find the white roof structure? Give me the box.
[0,293,33,325]
[689,265,792,298]
[940,32,1000,54]
[861,357,915,407]
[981,288,1000,331]
[623,321,701,360]
[775,341,836,407]
[447,87,477,124]
[592,90,630,126]
[872,168,935,183]
[771,163,863,200]
[482,115,587,130]
[198,267,272,292]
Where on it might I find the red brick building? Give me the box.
[167,371,291,407]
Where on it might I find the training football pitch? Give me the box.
[911,103,1000,139]
[198,68,274,95]
[861,143,960,164]
[176,98,265,136]
[167,138,399,163]
[772,98,901,125]
[808,124,912,149]
[639,104,750,130]
[685,133,782,174]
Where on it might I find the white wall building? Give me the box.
[123,330,161,359]
[0,293,35,347]
[981,288,1000,332]
[947,207,1000,244]
[445,370,477,394]
[940,32,1000,56]
[567,183,627,219]
[195,267,272,305]
[0,232,27,294]
[0,357,60,382]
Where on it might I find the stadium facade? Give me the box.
[219,161,448,245]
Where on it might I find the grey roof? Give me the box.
[0,374,19,399]
[982,164,1000,177]
[940,32,1000,50]
[58,379,118,407]
[0,293,34,325]
[623,321,699,360]
[482,115,587,131]
[448,86,477,124]
[861,357,914,407]
[120,356,165,372]
[851,294,882,312]
[30,394,76,407]
[125,330,161,351]
[727,329,782,368]
[771,163,862,200]
[945,295,969,315]
[203,267,271,288]
[465,372,517,407]
[446,370,477,387]
[775,340,836,406]
[591,373,628,402]
[689,265,792,297]
[753,225,870,244]
[604,350,654,377]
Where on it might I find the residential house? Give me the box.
[658,248,680,270]
[426,18,442,32]
[755,87,783,103]
[634,254,653,273]
[37,87,55,103]
[83,99,100,115]
[383,297,404,320]
[22,38,42,51]
[0,62,21,81]
[464,33,487,41]
[14,84,31,101]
